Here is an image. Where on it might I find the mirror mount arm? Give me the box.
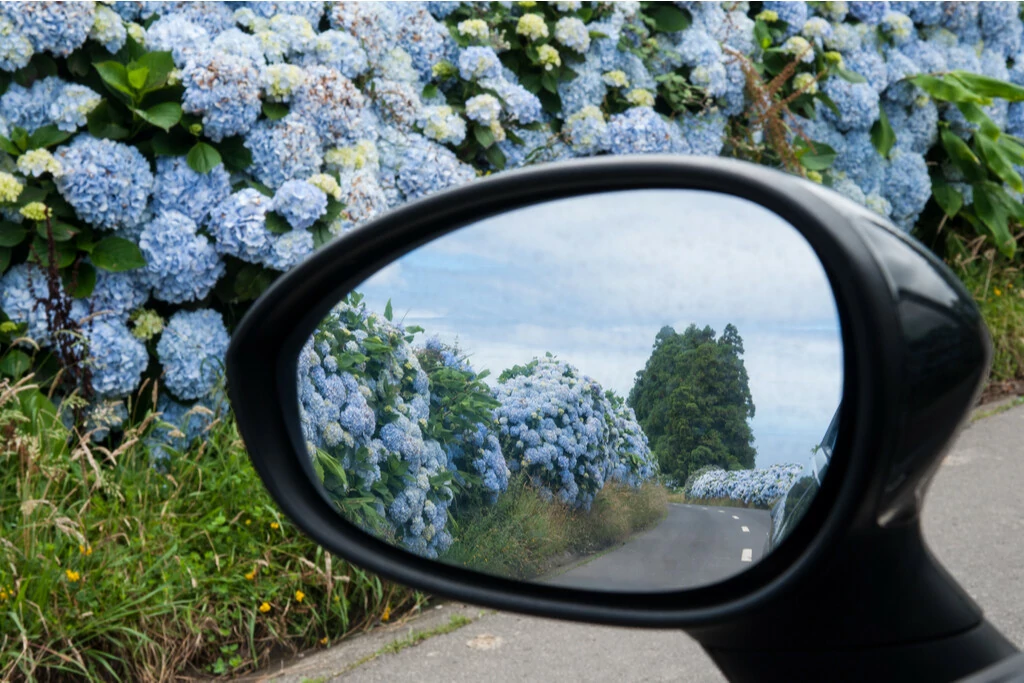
[690,522,1017,682]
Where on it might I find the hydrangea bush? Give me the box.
[300,300,654,556]
[687,463,805,507]
[1,2,1024,481]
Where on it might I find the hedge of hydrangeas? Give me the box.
[687,463,805,507]
[3,3,1024,483]
[300,299,655,556]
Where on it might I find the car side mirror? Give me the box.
[227,156,1015,682]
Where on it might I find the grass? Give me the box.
[442,479,669,580]
[665,490,769,510]
[338,612,474,676]
[0,375,421,682]
[948,237,1024,383]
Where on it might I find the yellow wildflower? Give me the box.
[381,605,391,622]
[270,521,280,529]
[320,636,329,645]
[994,287,1003,297]
[259,601,271,613]
[295,590,305,603]
[245,519,252,525]
[245,570,256,581]
[65,569,81,583]
[79,544,93,556]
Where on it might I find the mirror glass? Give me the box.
[296,190,843,592]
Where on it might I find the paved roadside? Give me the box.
[245,401,1024,683]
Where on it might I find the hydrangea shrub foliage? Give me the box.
[2,2,1024,551]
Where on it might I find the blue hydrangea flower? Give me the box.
[825,23,863,53]
[181,50,262,142]
[2,1,93,57]
[674,110,727,157]
[554,16,590,53]
[157,309,229,401]
[980,2,1022,57]
[291,66,371,146]
[89,269,149,322]
[55,136,154,231]
[138,211,225,304]
[418,105,466,145]
[89,4,127,53]
[458,46,503,81]
[369,79,423,129]
[479,77,543,124]
[822,78,879,132]
[0,264,52,344]
[240,1,325,25]
[0,77,63,133]
[145,14,211,65]
[333,170,389,229]
[563,106,610,155]
[891,1,943,26]
[148,393,219,462]
[689,464,804,507]
[156,2,236,36]
[151,156,232,227]
[264,229,314,271]
[884,149,931,227]
[845,47,888,94]
[86,319,148,399]
[211,28,265,64]
[329,2,398,64]
[308,30,369,79]
[881,11,915,46]
[0,15,34,71]
[245,114,323,189]
[557,65,606,117]
[941,2,981,45]
[207,188,274,262]
[395,135,476,200]
[833,130,885,195]
[49,83,102,131]
[763,1,808,36]
[848,1,889,25]
[607,107,675,155]
[273,180,328,230]
[885,98,938,154]
[393,3,453,80]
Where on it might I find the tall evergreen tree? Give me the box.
[628,323,757,484]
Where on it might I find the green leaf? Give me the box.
[870,106,896,158]
[186,142,222,174]
[127,66,150,90]
[27,124,72,150]
[11,128,29,152]
[909,74,988,104]
[87,100,131,140]
[135,51,175,92]
[834,66,867,84]
[0,247,9,275]
[0,222,27,248]
[151,128,194,157]
[323,197,344,224]
[973,183,1016,257]
[264,211,292,234]
[950,71,1024,102]
[0,134,20,156]
[36,221,78,242]
[136,102,182,131]
[94,61,133,97]
[999,135,1024,166]
[932,177,963,217]
[473,124,495,148]
[941,129,986,182]
[796,140,837,170]
[816,91,841,118]
[28,236,76,268]
[0,350,32,379]
[262,101,289,120]
[233,264,275,301]
[217,135,252,171]
[646,3,691,32]
[384,299,393,321]
[91,236,146,272]
[62,262,96,299]
[977,133,1024,193]
[311,225,333,248]
[485,144,506,170]
[753,20,771,49]
[422,83,439,100]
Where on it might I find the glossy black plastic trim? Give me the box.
[226,156,957,630]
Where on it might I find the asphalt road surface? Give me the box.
[546,503,771,591]
[259,402,1024,683]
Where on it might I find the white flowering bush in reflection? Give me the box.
[688,463,805,507]
[494,355,656,510]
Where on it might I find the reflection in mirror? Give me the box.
[297,190,843,592]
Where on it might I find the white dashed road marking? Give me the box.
[718,510,725,514]
[741,526,749,533]
[741,548,753,562]
[732,515,739,519]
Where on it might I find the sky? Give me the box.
[350,189,844,469]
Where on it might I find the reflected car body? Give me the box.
[767,406,841,551]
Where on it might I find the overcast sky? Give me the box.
[352,190,844,469]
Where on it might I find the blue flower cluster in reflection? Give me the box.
[298,299,658,557]
[688,463,805,507]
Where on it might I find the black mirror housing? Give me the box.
[227,156,1013,682]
